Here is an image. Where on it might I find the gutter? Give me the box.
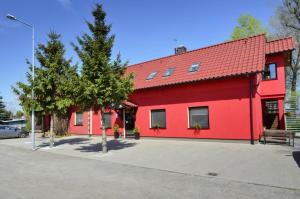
[249,77,254,145]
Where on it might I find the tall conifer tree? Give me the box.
[0,95,7,121]
[13,32,78,145]
[73,4,133,153]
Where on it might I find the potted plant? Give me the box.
[193,122,201,130]
[113,124,120,139]
[133,127,140,140]
[154,122,161,129]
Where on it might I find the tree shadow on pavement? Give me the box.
[293,151,300,168]
[38,137,91,148]
[75,139,136,152]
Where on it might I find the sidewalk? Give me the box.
[1,135,300,190]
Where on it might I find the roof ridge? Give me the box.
[127,33,266,68]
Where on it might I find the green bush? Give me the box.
[133,127,139,134]
[113,124,119,133]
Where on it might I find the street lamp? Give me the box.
[6,14,36,150]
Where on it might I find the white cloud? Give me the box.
[56,0,72,9]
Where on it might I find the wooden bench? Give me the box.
[263,129,295,147]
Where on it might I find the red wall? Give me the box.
[68,107,124,136]
[257,54,286,130]
[68,106,89,134]
[259,54,286,97]
[130,76,260,140]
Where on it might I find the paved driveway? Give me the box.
[1,135,300,191]
[1,143,300,199]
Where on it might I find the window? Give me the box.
[163,67,174,77]
[151,109,166,128]
[75,112,83,125]
[102,113,112,128]
[189,63,200,72]
[263,63,277,80]
[189,107,209,128]
[265,100,279,114]
[146,71,157,80]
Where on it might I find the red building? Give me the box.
[68,34,294,142]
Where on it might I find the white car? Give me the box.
[0,125,28,139]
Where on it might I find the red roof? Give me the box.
[123,100,138,108]
[266,37,294,54]
[126,34,293,90]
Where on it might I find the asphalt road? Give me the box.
[0,144,299,199]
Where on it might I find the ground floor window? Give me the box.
[151,109,166,128]
[102,113,112,128]
[189,106,209,129]
[75,112,83,125]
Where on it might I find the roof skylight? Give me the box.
[163,67,174,77]
[189,63,200,72]
[146,71,157,80]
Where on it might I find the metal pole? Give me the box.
[31,26,35,150]
[6,14,35,150]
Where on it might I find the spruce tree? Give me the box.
[0,95,7,121]
[13,32,78,146]
[73,4,134,153]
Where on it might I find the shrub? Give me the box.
[113,124,119,133]
[133,127,139,134]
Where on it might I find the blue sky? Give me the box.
[0,0,281,112]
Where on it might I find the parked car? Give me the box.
[0,125,28,139]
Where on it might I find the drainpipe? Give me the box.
[249,77,254,145]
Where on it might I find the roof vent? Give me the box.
[175,45,187,55]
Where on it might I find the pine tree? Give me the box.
[72,4,134,153]
[0,95,7,121]
[13,31,79,145]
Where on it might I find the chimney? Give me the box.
[175,45,187,55]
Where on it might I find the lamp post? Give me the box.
[7,14,36,150]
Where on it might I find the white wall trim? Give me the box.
[123,109,126,139]
[187,107,190,128]
[89,109,93,135]
[149,110,152,128]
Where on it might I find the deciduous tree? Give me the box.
[230,14,268,40]
[272,0,300,91]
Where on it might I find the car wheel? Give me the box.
[19,133,26,138]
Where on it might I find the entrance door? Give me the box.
[263,100,279,129]
[125,108,136,136]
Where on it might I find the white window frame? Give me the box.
[75,112,83,125]
[150,109,166,128]
[187,106,209,129]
